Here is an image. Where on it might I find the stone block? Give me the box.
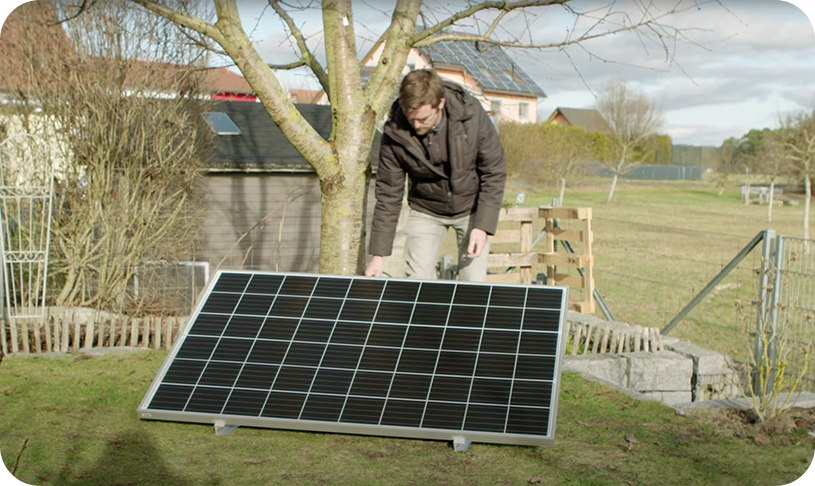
[565,311,604,326]
[665,340,729,375]
[624,351,693,392]
[639,390,693,405]
[562,354,627,389]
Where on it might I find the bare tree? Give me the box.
[595,79,663,203]
[0,0,212,313]
[743,131,788,223]
[119,0,710,275]
[782,108,815,240]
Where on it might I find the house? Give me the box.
[288,89,321,104]
[0,1,74,98]
[205,67,256,102]
[546,107,610,133]
[314,31,547,124]
[413,37,546,123]
[0,2,255,104]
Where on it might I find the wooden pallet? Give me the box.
[486,206,595,313]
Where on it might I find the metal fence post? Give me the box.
[753,228,776,395]
[766,234,785,392]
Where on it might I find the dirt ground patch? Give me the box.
[696,407,815,446]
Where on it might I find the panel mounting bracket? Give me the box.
[214,420,239,436]
[452,436,471,452]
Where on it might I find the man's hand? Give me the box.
[365,255,384,277]
[466,228,487,258]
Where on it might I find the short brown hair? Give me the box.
[398,69,445,114]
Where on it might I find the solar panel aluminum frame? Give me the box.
[137,270,570,448]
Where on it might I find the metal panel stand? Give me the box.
[453,436,472,452]
[214,420,240,436]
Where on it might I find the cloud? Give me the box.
[511,0,815,145]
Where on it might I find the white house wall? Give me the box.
[362,44,539,124]
[481,91,538,124]
[0,112,70,186]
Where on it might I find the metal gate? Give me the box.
[762,234,815,392]
[0,134,55,354]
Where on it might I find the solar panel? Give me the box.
[425,38,545,97]
[137,271,569,449]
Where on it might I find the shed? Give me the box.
[204,101,379,274]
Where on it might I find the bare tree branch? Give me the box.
[268,0,330,96]
[365,0,422,117]
[412,0,568,46]
[178,25,228,57]
[267,59,309,70]
[50,0,94,25]
[130,0,225,45]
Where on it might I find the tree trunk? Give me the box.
[767,180,775,223]
[744,177,751,206]
[318,162,370,275]
[607,173,619,203]
[804,175,811,241]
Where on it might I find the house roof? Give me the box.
[0,2,252,97]
[208,101,332,171]
[421,38,546,98]
[547,107,610,133]
[204,67,253,95]
[288,89,321,104]
[0,1,75,92]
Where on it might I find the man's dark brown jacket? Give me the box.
[368,82,506,257]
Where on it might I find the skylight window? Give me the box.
[202,112,241,135]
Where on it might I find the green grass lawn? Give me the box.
[1,352,813,486]
[3,178,813,484]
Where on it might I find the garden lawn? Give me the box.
[1,351,813,486]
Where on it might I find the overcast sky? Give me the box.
[231,0,815,147]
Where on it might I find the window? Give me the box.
[519,102,529,119]
[202,112,241,135]
[490,99,502,116]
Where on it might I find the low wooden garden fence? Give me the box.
[2,307,187,354]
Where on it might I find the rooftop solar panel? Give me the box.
[425,38,545,97]
[138,271,568,449]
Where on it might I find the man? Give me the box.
[365,69,506,282]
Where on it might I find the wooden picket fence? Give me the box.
[1,307,187,354]
[568,320,664,355]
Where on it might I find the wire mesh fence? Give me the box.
[584,217,766,364]
[132,261,211,316]
[774,236,815,391]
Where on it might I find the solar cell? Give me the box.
[424,37,545,96]
[138,271,568,448]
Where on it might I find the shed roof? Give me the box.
[208,101,382,172]
[208,101,332,171]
